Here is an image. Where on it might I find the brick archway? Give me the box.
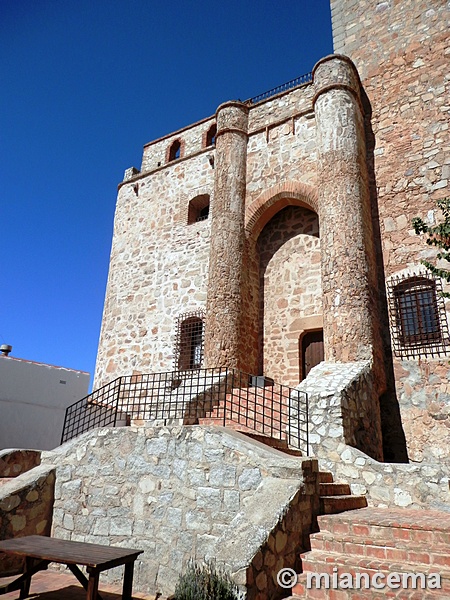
[245,181,319,239]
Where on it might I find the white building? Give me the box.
[0,349,89,450]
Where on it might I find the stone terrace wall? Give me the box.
[0,465,55,576]
[297,360,383,461]
[319,444,450,513]
[42,426,320,598]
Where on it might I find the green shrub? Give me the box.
[174,559,239,600]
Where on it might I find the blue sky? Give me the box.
[0,0,333,386]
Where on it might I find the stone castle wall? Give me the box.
[94,0,449,463]
[95,83,321,388]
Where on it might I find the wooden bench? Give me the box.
[0,535,143,599]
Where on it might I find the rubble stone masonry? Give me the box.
[331,0,450,462]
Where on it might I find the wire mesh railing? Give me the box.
[61,368,309,454]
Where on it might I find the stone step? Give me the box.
[319,482,350,496]
[319,495,368,514]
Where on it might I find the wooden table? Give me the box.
[0,535,143,599]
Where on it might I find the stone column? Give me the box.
[204,101,249,368]
[313,55,380,365]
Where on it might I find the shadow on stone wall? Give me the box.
[361,86,408,463]
[0,465,55,575]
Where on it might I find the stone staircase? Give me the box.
[288,507,450,598]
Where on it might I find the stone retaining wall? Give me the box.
[42,426,320,598]
[0,465,55,575]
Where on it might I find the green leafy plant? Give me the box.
[174,559,239,600]
[412,197,450,298]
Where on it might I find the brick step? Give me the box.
[318,471,334,484]
[304,539,450,569]
[320,495,368,514]
[299,551,450,583]
[242,432,303,455]
[310,529,450,556]
[317,508,450,548]
[319,482,351,496]
[291,570,448,598]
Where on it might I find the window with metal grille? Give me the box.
[174,312,205,370]
[387,273,450,358]
[187,194,210,224]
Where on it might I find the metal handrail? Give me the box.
[245,72,312,105]
[61,368,309,454]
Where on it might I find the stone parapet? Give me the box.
[319,444,450,513]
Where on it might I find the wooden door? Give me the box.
[301,330,324,380]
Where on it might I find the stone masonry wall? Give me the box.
[141,117,216,173]
[94,151,214,388]
[42,426,320,598]
[0,465,55,576]
[246,85,317,203]
[258,206,321,386]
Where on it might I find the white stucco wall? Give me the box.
[0,356,89,450]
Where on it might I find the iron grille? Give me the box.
[174,311,205,371]
[387,272,450,358]
[61,368,309,454]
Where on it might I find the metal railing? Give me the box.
[245,72,312,105]
[61,368,309,454]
